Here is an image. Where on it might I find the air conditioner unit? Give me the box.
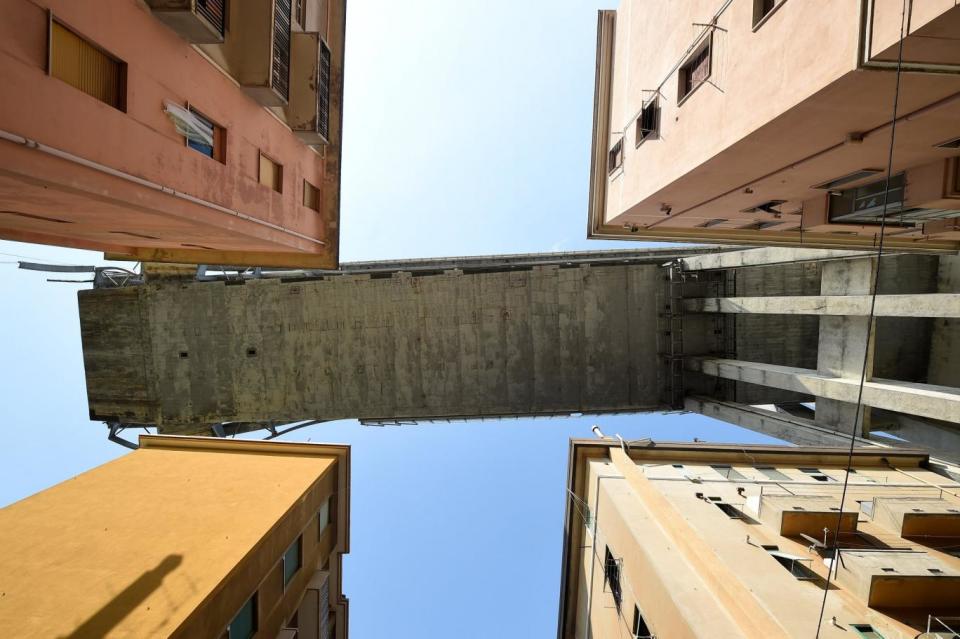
[287,32,333,145]
[146,0,226,44]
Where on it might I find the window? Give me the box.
[294,0,305,28]
[186,107,226,163]
[318,495,332,538]
[608,139,623,174]
[318,40,332,140]
[303,180,320,212]
[753,0,778,27]
[851,625,885,639]
[715,502,746,519]
[283,536,302,589]
[50,20,125,110]
[765,547,818,580]
[755,466,791,481]
[711,465,746,481]
[603,546,622,610]
[632,605,652,638]
[827,173,914,225]
[799,468,835,482]
[259,152,283,192]
[196,0,227,37]
[678,36,711,103]
[273,0,292,100]
[228,593,257,639]
[636,98,659,146]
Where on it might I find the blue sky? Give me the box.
[0,1,782,637]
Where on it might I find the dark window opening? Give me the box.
[678,36,711,103]
[604,546,622,610]
[608,139,623,174]
[766,549,818,580]
[636,98,659,145]
[715,502,746,519]
[632,605,652,638]
[698,218,727,228]
[800,468,835,482]
[753,0,778,27]
[851,625,885,639]
[246,347,257,357]
[179,351,189,359]
[283,535,302,589]
[304,179,321,212]
[228,593,257,639]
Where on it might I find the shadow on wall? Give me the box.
[60,554,183,639]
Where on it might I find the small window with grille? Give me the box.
[604,546,623,610]
[608,139,624,174]
[632,605,653,638]
[678,36,711,104]
[636,97,659,146]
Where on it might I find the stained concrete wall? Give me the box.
[80,261,666,429]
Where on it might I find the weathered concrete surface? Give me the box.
[80,260,666,429]
[680,248,873,271]
[683,293,960,317]
[685,358,960,424]
[816,258,875,433]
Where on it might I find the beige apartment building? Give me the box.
[589,0,960,251]
[558,439,960,639]
[0,435,349,639]
[0,0,345,267]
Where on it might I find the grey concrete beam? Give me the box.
[685,357,960,424]
[679,248,873,271]
[684,396,866,447]
[683,293,960,317]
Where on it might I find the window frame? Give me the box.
[47,16,127,112]
[227,592,258,639]
[603,545,623,610]
[608,138,624,175]
[258,151,284,193]
[752,0,786,31]
[632,604,653,638]
[303,179,321,212]
[635,96,660,147]
[677,33,712,106]
[282,535,302,591]
[184,104,227,164]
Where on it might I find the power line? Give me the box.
[812,1,908,636]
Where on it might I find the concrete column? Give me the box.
[682,293,960,317]
[684,357,960,424]
[683,396,867,447]
[816,258,876,434]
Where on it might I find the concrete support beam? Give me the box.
[816,258,875,433]
[685,357,960,424]
[682,293,960,317]
[684,396,866,447]
[679,248,873,271]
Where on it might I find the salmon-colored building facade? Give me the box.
[589,0,960,251]
[0,0,345,268]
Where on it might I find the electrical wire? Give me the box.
[812,1,908,635]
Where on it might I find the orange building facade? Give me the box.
[0,0,345,268]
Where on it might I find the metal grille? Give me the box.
[196,0,226,37]
[318,40,331,140]
[273,0,292,100]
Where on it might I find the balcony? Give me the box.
[758,494,858,538]
[833,549,960,609]
[867,497,960,538]
[286,32,332,146]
